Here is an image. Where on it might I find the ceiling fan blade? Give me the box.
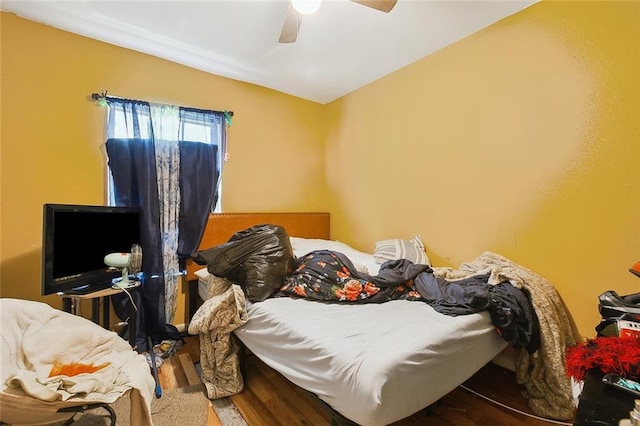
[279,2,301,43]
[350,0,397,13]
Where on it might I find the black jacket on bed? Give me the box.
[413,271,540,353]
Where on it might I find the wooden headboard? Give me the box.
[185,212,330,282]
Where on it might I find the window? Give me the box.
[105,99,227,212]
[101,95,231,326]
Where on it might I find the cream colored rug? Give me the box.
[65,384,209,426]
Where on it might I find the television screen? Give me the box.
[42,204,141,295]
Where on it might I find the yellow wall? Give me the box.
[2,1,638,338]
[0,12,328,325]
[325,1,639,338]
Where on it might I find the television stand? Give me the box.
[59,283,140,349]
[64,282,112,295]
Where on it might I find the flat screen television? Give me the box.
[42,203,141,295]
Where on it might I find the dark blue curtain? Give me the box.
[105,138,167,350]
[178,141,218,260]
[104,98,224,351]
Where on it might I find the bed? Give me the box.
[190,212,582,424]
[185,212,514,425]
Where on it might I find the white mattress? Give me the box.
[197,272,211,301]
[196,237,507,425]
[236,298,505,426]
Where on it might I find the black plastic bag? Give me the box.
[192,224,296,302]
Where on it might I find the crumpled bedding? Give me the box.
[188,276,248,399]
[194,245,579,421]
[280,250,538,350]
[0,298,155,425]
[433,251,581,421]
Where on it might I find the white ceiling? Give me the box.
[1,0,536,104]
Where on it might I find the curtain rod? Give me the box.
[90,91,234,117]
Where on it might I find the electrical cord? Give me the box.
[119,286,138,312]
[111,279,139,312]
[458,384,574,425]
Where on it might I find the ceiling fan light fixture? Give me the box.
[291,0,322,15]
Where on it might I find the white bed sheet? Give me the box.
[196,268,214,301]
[195,237,508,425]
[236,298,506,426]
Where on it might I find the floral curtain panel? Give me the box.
[150,104,181,323]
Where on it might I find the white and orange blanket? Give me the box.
[0,298,155,425]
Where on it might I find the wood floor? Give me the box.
[157,335,571,426]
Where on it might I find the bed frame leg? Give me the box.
[307,391,359,425]
[330,410,360,425]
[188,279,198,322]
[421,398,442,417]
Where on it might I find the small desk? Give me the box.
[574,369,637,425]
[60,284,140,349]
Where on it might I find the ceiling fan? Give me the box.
[279,0,398,43]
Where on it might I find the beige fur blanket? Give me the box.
[188,276,248,400]
[0,298,155,425]
[433,251,581,421]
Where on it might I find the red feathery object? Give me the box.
[565,336,640,381]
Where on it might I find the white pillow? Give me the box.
[289,237,359,257]
[195,268,235,298]
[373,235,430,266]
[194,268,210,280]
[289,237,380,275]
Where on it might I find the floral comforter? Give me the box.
[279,250,429,303]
